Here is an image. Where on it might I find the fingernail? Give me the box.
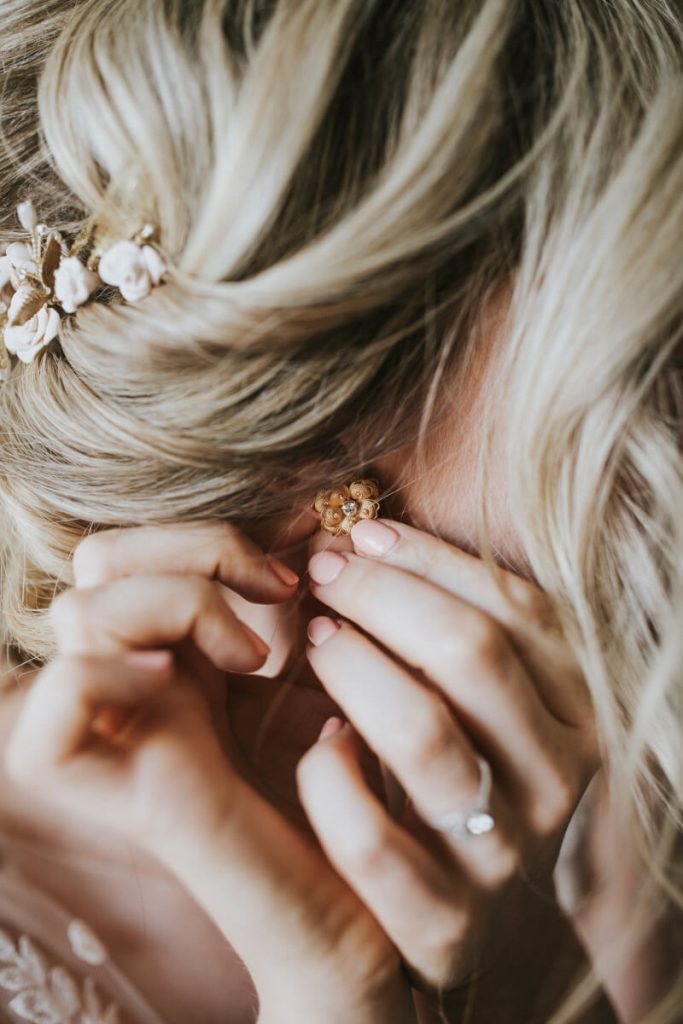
[122,650,173,672]
[308,551,347,585]
[269,558,299,587]
[351,520,399,557]
[241,623,271,658]
[307,616,341,647]
[318,716,345,741]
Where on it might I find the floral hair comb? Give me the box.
[0,200,166,376]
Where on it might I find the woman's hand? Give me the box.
[3,521,416,1024]
[5,521,299,843]
[299,518,605,1020]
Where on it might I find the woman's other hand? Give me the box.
[301,518,607,1020]
[5,521,299,843]
[3,521,415,1023]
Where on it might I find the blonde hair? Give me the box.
[0,0,682,1019]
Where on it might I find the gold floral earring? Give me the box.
[313,480,380,536]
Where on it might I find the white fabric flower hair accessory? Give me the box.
[0,201,167,376]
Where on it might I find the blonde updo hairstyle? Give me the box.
[1,1,682,1020]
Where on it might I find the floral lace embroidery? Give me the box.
[66,923,108,969]
[0,927,121,1024]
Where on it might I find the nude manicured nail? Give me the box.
[241,623,271,657]
[319,716,345,741]
[268,558,300,587]
[351,519,399,556]
[307,616,341,647]
[308,551,347,585]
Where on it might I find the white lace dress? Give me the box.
[0,861,166,1024]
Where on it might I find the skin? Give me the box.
[1,306,621,1021]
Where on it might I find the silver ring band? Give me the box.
[424,756,496,840]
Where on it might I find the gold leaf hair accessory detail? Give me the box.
[0,201,167,376]
[313,480,381,535]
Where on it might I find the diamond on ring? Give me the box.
[423,756,496,841]
[465,811,495,836]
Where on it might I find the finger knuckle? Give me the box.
[395,701,456,775]
[506,577,551,620]
[461,614,507,670]
[72,530,123,586]
[338,821,390,877]
[433,613,506,677]
[531,769,579,833]
[427,626,463,675]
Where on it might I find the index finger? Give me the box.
[349,519,548,628]
[346,518,592,730]
[73,520,299,603]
